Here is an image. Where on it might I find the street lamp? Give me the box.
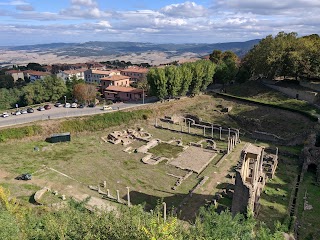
[64,95,66,105]
[142,88,145,104]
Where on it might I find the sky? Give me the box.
[0,0,319,46]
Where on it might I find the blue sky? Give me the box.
[0,0,319,46]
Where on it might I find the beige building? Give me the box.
[5,70,24,81]
[100,75,130,89]
[120,67,148,82]
[84,69,120,84]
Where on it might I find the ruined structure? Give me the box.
[300,134,320,183]
[231,144,278,215]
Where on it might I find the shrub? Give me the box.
[0,125,42,142]
[60,109,153,133]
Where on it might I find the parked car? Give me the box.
[54,102,63,107]
[101,105,113,111]
[87,103,96,108]
[37,106,45,111]
[64,103,71,108]
[44,104,51,110]
[13,110,21,115]
[27,108,34,113]
[1,112,9,118]
[71,102,78,108]
[20,109,28,114]
[15,173,32,181]
[78,103,85,108]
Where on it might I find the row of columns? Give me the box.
[155,118,241,140]
[227,134,238,154]
[101,183,131,206]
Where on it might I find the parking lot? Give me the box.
[0,100,153,128]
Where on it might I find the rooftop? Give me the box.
[100,75,130,81]
[120,67,149,74]
[105,85,143,93]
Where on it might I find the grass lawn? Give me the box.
[257,155,299,231]
[226,81,320,115]
[0,124,215,212]
[148,142,183,158]
[297,172,320,240]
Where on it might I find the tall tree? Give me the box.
[43,76,67,102]
[179,63,193,96]
[73,83,96,104]
[201,60,216,91]
[190,61,205,95]
[166,66,182,98]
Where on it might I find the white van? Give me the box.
[101,105,113,111]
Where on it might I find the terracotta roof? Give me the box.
[63,69,86,74]
[100,75,130,81]
[105,86,143,93]
[24,70,50,76]
[91,70,116,75]
[120,67,149,74]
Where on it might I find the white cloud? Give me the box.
[97,20,111,28]
[71,0,97,7]
[161,1,208,18]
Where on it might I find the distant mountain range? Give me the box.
[3,40,260,57]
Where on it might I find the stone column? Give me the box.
[163,202,167,221]
[237,129,240,143]
[103,181,106,188]
[227,137,230,154]
[107,189,110,198]
[228,128,231,138]
[155,118,158,127]
[116,190,121,203]
[219,127,222,140]
[203,127,206,136]
[188,121,191,133]
[126,187,131,206]
[276,147,279,157]
[211,124,214,138]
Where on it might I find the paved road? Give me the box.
[0,98,156,128]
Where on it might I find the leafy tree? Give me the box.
[43,75,67,102]
[73,83,96,104]
[179,63,193,96]
[201,60,216,91]
[26,63,45,71]
[147,68,168,100]
[190,61,205,95]
[209,50,224,64]
[166,66,182,98]
[0,75,14,88]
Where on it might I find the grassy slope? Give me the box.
[226,81,320,115]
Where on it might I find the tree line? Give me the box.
[238,32,320,81]
[147,60,216,99]
[0,75,97,110]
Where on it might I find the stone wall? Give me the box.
[231,172,250,214]
[265,84,319,103]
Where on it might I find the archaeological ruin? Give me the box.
[300,134,320,183]
[232,143,278,215]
